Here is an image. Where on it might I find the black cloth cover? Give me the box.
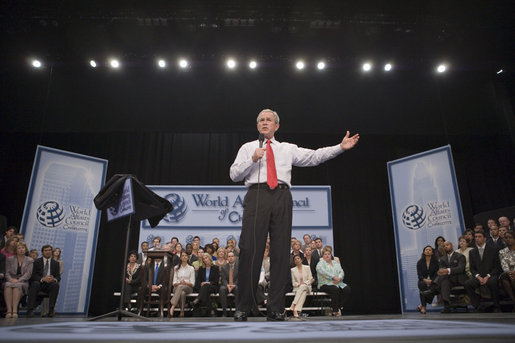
[94,174,173,228]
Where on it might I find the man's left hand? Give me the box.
[340,131,360,150]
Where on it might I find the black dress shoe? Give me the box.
[234,310,247,321]
[26,310,34,318]
[48,310,56,318]
[267,311,286,321]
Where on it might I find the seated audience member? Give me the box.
[302,234,313,251]
[1,226,17,249]
[1,237,18,259]
[141,257,169,311]
[256,246,271,307]
[191,241,200,256]
[174,242,183,256]
[192,249,205,271]
[193,253,219,316]
[26,245,61,318]
[40,247,64,316]
[186,243,198,264]
[437,241,468,313]
[29,249,39,260]
[434,236,445,258]
[215,247,228,269]
[290,237,298,253]
[192,236,202,250]
[171,243,182,266]
[464,229,475,248]
[456,236,473,278]
[290,254,314,319]
[416,246,439,314]
[499,231,515,310]
[4,242,33,319]
[487,224,506,250]
[312,237,323,261]
[302,246,318,289]
[149,236,162,251]
[123,251,141,311]
[464,230,502,312]
[52,248,64,276]
[316,247,351,316]
[169,251,195,318]
[204,244,216,260]
[474,224,485,233]
[499,216,515,231]
[322,245,341,265]
[499,226,509,244]
[137,241,150,265]
[227,238,239,256]
[289,240,304,267]
[487,218,497,230]
[219,251,238,317]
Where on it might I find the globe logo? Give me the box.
[36,201,65,228]
[402,204,426,230]
[163,193,187,223]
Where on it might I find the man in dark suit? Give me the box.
[27,245,61,317]
[436,241,468,313]
[311,237,323,262]
[219,251,239,316]
[487,225,506,251]
[142,258,169,297]
[464,230,502,312]
[137,241,150,265]
[140,257,170,316]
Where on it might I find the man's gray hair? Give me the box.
[257,109,280,124]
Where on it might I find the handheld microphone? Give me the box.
[258,133,265,148]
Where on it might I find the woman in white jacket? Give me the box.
[290,254,314,319]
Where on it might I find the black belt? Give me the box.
[249,183,289,190]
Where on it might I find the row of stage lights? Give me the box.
[29,58,506,75]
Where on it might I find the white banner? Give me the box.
[387,145,465,313]
[21,146,107,314]
[139,186,333,249]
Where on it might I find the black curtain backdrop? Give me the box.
[1,65,514,315]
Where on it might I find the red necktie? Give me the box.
[266,139,278,189]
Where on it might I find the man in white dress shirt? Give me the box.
[230,108,359,321]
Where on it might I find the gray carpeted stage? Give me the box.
[1,313,515,342]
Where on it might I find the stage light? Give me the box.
[109,59,120,69]
[249,60,257,69]
[362,62,372,72]
[384,63,393,71]
[89,60,97,68]
[295,60,305,70]
[157,59,166,68]
[31,59,42,68]
[226,59,237,69]
[178,59,189,69]
[436,64,447,73]
[317,61,326,70]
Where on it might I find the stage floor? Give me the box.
[1,313,514,342]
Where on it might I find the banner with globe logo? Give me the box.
[20,146,108,314]
[387,145,465,313]
[138,185,334,250]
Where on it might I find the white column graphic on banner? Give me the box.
[387,145,465,313]
[21,146,107,314]
[138,186,334,250]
